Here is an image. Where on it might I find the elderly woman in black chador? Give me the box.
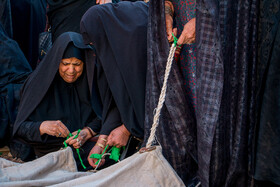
[13,32,102,170]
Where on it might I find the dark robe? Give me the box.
[147,0,259,186]
[0,0,13,37]
[13,32,102,170]
[0,23,32,148]
[47,0,95,42]
[10,0,47,69]
[254,0,280,185]
[196,1,258,186]
[144,0,197,184]
[80,1,148,139]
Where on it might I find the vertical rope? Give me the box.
[146,43,177,148]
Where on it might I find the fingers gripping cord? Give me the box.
[89,146,125,171]
[63,129,86,169]
[146,34,178,148]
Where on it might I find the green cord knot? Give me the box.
[63,129,86,169]
[89,145,124,165]
[172,33,178,46]
[109,146,122,162]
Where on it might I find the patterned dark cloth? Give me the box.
[171,0,196,109]
[196,0,258,186]
[254,0,280,185]
[144,0,198,184]
[146,0,259,186]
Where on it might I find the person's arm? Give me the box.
[86,117,102,135]
[15,121,46,143]
[165,0,177,43]
[16,120,70,143]
[177,18,196,45]
[65,118,101,149]
[96,0,112,5]
[100,97,122,136]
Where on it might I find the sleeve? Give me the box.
[86,117,102,134]
[15,121,48,143]
[100,96,122,135]
[95,61,122,135]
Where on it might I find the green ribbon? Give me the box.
[89,145,124,165]
[109,146,123,162]
[63,129,86,169]
[172,33,179,46]
[90,144,109,165]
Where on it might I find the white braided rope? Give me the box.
[146,43,177,148]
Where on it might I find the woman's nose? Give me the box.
[68,65,75,73]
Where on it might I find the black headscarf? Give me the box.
[47,0,96,42]
[80,2,148,138]
[13,32,102,144]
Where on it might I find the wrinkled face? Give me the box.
[59,57,84,83]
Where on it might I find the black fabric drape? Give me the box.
[196,0,258,186]
[80,2,148,139]
[147,0,259,186]
[0,0,13,37]
[13,32,101,142]
[0,23,32,147]
[10,0,47,69]
[254,0,280,185]
[47,0,95,42]
[12,32,104,166]
[144,0,198,184]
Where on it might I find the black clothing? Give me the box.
[146,0,258,186]
[0,23,32,148]
[144,0,197,184]
[0,0,13,37]
[63,43,84,62]
[13,32,101,165]
[196,1,258,186]
[47,0,95,42]
[10,0,47,69]
[17,72,100,157]
[254,0,280,185]
[80,1,148,138]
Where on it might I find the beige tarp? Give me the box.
[0,146,185,187]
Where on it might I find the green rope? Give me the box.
[63,129,86,169]
[172,33,179,46]
[109,146,122,162]
[90,144,109,165]
[89,145,124,165]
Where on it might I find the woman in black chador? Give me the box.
[80,1,148,168]
[13,32,102,171]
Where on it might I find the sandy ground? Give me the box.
[0,146,24,163]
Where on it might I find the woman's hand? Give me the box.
[65,128,92,149]
[87,135,108,168]
[165,1,177,43]
[39,120,70,138]
[107,124,130,148]
[96,0,112,5]
[177,18,196,45]
[166,14,177,43]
